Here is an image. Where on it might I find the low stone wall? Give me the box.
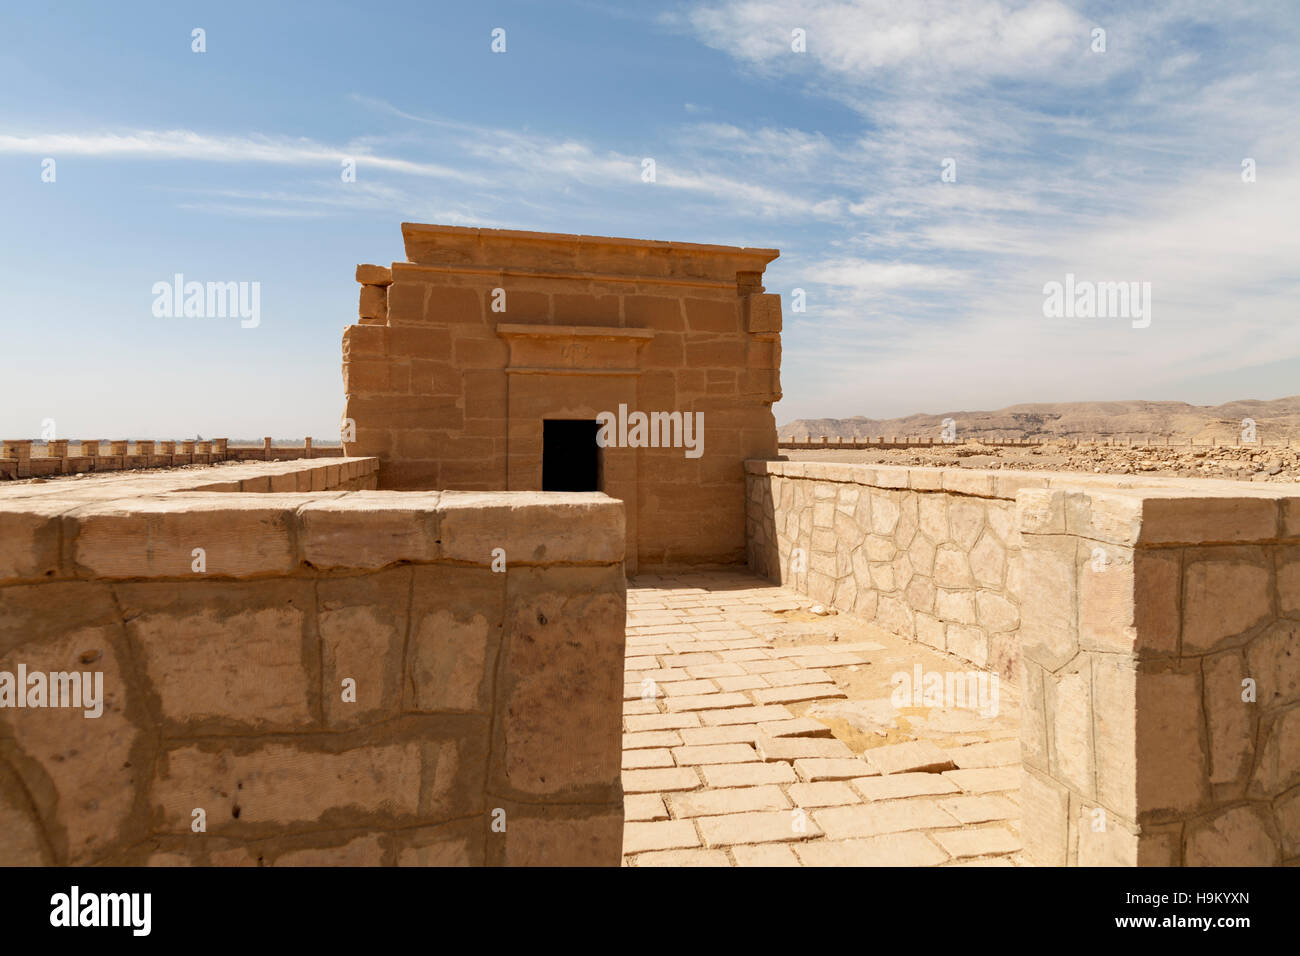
[1017,486,1300,865]
[0,439,343,480]
[746,459,1300,865]
[0,460,626,866]
[746,460,1027,680]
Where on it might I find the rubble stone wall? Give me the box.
[745,460,1026,681]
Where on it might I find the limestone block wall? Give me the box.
[1017,487,1300,866]
[0,460,626,866]
[342,224,782,570]
[745,460,1026,681]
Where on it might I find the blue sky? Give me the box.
[2,0,1298,438]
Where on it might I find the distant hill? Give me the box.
[779,397,1300,443]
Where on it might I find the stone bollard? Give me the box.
[304,436,313,459]
[47,438,71,474]
[2,440,33,478]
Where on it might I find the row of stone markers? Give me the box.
[0,438,341,479]
[621,571,1024,866]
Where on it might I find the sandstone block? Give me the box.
[669,785,789,818]
[862,740,956,776]
[1019,768,1069,866]
[1250,706,1300,798]
[697,809,821,846]
[1091,655,1137,817]
[501,808,623,867]
[795,831,948,866]
[1245,621,1300,709]
[1140,496,1278,546]
[437,491,624,565]
[298,493,441,569]
[152,737,449,832]
[1136,664,1210,814]
[355,263,393,286]
[493,566,625,800]
[73,496,296,579]
[1182,552,1271,653]
[0,628,140,863]
[813,799,958,839]
[121,580,315,731]
[309,569,405,729]
[745,293,782,333]
[1018,537,1077,671]
[1185,804,1280,865]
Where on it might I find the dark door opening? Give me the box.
[542,419,601,491]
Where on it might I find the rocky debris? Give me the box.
[788,439,1300,483]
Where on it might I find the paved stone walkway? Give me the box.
[622,570,1025,866]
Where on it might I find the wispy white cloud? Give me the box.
[0,129,490,183]
[7,1,1298,425]
[679,0,1093,82]
[805,258,967,289]
[667,0,1300,418]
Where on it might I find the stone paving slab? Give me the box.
[852,772,961,801]
[623,748,675,769]
[620,571,1026,867]
[731,844,800,866]
[624,794,669,822]
[669,785,790,818]
[787,781,860,808]
[633,849,731,867]
[863,740,959,776]
[755,734,855,762]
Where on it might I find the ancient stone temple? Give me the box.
[341,224,783,572]
[4,220,1294,869]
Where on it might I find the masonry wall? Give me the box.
[1,440,343,481]
[342,224,782,570]
[1017,487,1300,866]
[747,458,1300,865]
[746,460,1025,681]
[0,461,627,866]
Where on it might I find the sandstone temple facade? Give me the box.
[341,224,783,572]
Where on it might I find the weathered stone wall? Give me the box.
[747,458,1300,865]
[1017,486,1300,866]
[342,224,782,571]
[0,460,627,866]
[745,460,1025,681]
